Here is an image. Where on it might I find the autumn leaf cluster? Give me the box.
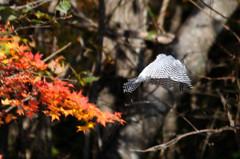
[0,24,125,133]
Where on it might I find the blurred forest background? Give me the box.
[0,0,240,159]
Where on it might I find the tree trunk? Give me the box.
[0,124,8,159]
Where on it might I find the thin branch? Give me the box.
[5,96,33,113]
[188,0,240,43]
[9,0,52,10]
[215,43,236,59]
[106,28,175,44]
[172,107,198,131]
[199,0,240,24]
[157,0,170,33]
[217,89,235,127]
[198,75,236,81]
[236,94,240,126]
[71,19,175,44]
[43,42,72,62]
[131,126,239,152]
[199,109,219,159]
[0,25,52,37]
[1,62,77,83]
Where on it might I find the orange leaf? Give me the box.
[76,122,95,134]
[5,114,16,123]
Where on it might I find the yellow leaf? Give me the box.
[76,122,95,134]
[88,122,95,129]
[12,36,21,42]
[1,99,11,105]
[49,112,60,122]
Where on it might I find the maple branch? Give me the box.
[131,126,239,152]
[1,62,77,83]
[43,42,72,62]
[5,96,32,113]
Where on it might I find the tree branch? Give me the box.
[157,0,170,33]
[131,126,239,152]
[43,42,72,62]
[9,0,52,10]
[188,0,240,43]
[199,0,240,24]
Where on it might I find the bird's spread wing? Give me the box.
[123,54,192,93]
[141,54,192,91]
[123,78,141,93]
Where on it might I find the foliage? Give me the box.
[0,24,125,133]
[56,0,71,14]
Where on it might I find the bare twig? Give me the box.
[198,75,236,81]
[199,0,240,24]
[188,0,240,43]
[107,28,175,44]
[157,0,170,33]
[215,43,236,59]
[236,95,240,126]
[0,25,52,37]
[172,107,198,131]
[43,42,72,62]
[71,19,175,44]
[217,89,235,127]
[10,0,52,10]
[199,109,219,159]
[131,126,239,152]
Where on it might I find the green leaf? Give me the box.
[147,9,156,19]
[147,30,157,40]
[35,10,45,18]
[23,6,32,13]
[1,63,7,67]
[8,15,17,21]
[72,20,78,25]
[22,38,28,45]
[70,66,80,80]
[31,19,45,24]
[56,0,71,14]
[0,7,20,21]
[70,67,99,86]
[80,71,87,76]
[52,146,59,156]
[0,6,6,11]
[83,76,99,84]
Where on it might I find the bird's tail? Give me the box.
[123,78,141,93]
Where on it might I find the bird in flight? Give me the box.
[123,54,192,93]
